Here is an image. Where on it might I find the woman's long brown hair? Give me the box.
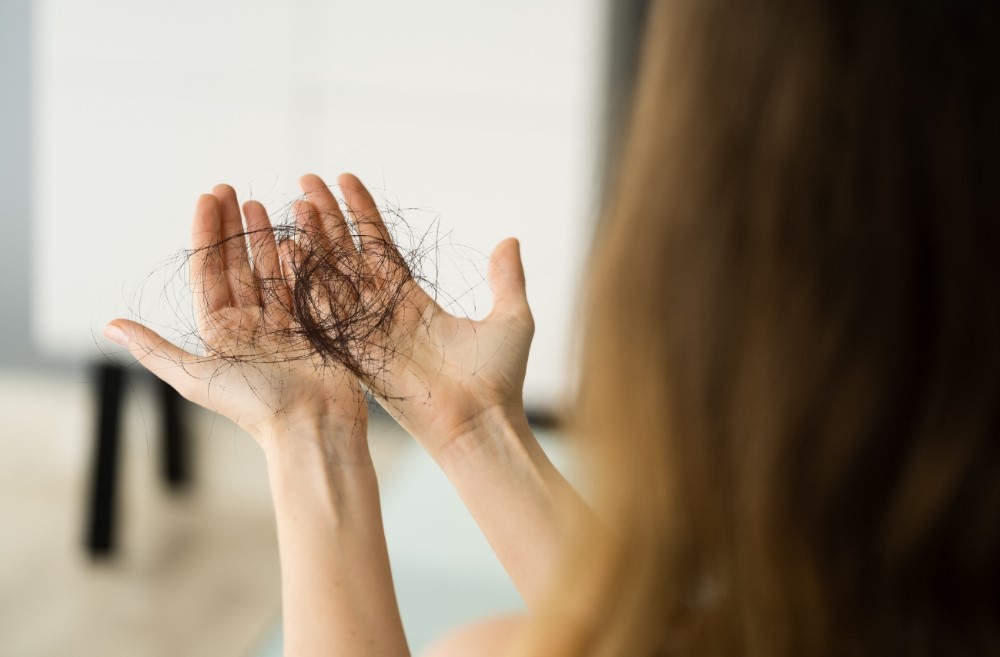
[522,1,1000,656]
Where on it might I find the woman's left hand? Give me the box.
[103,184,366,454]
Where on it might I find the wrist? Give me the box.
[263,418,379,526]
[434,403,533,471]
[258,410,372,468]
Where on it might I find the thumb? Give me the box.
[487,238,531,320]
[103,319,205,402]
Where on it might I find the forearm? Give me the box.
[262,419,409,657]
[433,407,590,611]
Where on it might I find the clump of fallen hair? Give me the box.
[129,186,482,399]
[278,217,429,382]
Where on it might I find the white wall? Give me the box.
[33,0,605,409]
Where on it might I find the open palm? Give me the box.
[105,185,365,446]
[299,174,535,457]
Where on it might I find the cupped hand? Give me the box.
[297,173,535,458]
[103,185,366,451]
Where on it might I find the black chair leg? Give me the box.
[158,377,189,489]
[86,363,125,557]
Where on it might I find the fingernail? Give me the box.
[103,324,130,348]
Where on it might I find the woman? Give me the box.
[103,0,1000,655]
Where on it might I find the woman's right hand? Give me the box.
[297,173,535,459]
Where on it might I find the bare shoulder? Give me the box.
[420,614,529,657]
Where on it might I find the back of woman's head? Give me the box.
[529,2,1000,656]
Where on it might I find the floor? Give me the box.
[0,369,567,657]
[0,368,408,657]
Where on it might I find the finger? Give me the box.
[291,199,338,312]
[292,198,330,257]
[103,320,208,404]
[243,200,292,315]
[337,173,439,315]
[189,194,229,328]
[486,238,533,322]
[337,173,400,279]
[299,173,355,255]
[278,237,330,334]
[277,238,302,300]
[213,184,258,307]
[282,214,360,323]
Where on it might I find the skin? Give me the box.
[104,174,586,656]
[300,173,536,458]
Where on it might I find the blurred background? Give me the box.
[0,0,649,654]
